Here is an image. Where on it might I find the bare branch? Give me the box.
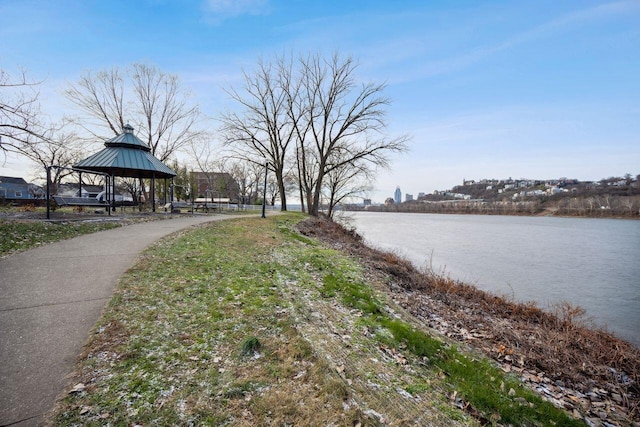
[65,63,206,161]
[220,51,410,216]
[299,52,410,216]
[220,55,300,210]
[0,69,49,156]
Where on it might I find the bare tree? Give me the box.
[0,69,47,157]
[227,159,264,206]
[66,64,205,204]
[167,159,192,202]
[323,157,374,218]
[65,63,205,161]
[27,121,85,189]
[298,53,409,216]
[266,173,280,206]
[295,137,321,214]
[64,68,125,140]
[119,177,143,205]
[222,52,408,216]
[0,69,88,192]
[22,120,80,166]
[220,56,298,211]
[187,134,218,175]
[132,64,204,162]
[187,135,229,199]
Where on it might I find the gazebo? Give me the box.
[72,124,177,212]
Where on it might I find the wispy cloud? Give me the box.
[382,1,640,83]
[201,0,269,24]
[491,0,639,52]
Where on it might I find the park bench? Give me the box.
[193,201,219,212]
[52,196,108,207]
[163,201,193,213]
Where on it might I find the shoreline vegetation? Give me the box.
[298,216,639,424]
[348,195,640,219]
[44,214,638,426]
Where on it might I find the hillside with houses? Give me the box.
[362,175,640,218]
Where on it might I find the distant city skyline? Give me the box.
[389,172,637,203]
[2,0,639,203]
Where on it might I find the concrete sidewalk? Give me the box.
[0,214,232,426]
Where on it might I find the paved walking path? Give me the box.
[0,214,236,426]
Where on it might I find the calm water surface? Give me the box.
[348,212,640,346]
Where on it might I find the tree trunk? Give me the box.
[296,144,306,213]
[274,162,287,211]
[310,176,323,216]
[278,178,287,211]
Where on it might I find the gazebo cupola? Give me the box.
[105,123,151,151]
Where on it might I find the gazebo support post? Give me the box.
[170,177,174,213]
[78,172,82,198]
[151,174,156,212]
[163,178,167,208]
[105,176,110,215]
[111,174,116,215]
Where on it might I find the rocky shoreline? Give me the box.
[297,217,640,426]
[396,289,636,426]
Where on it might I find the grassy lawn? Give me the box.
[0,219,122,257]
[0,205,260,258]
[52,213,584,426]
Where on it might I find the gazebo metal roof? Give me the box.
[73,124,176,178]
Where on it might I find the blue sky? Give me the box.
[2,0,639,202]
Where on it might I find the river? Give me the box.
[347,212,640,346]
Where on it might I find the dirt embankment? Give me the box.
[297,217,640,426]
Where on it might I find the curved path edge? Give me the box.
[0,214,242,426]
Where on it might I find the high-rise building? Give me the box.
[394,186,402,204]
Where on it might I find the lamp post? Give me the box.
[261,160,268,218]
[46,166,52,219]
